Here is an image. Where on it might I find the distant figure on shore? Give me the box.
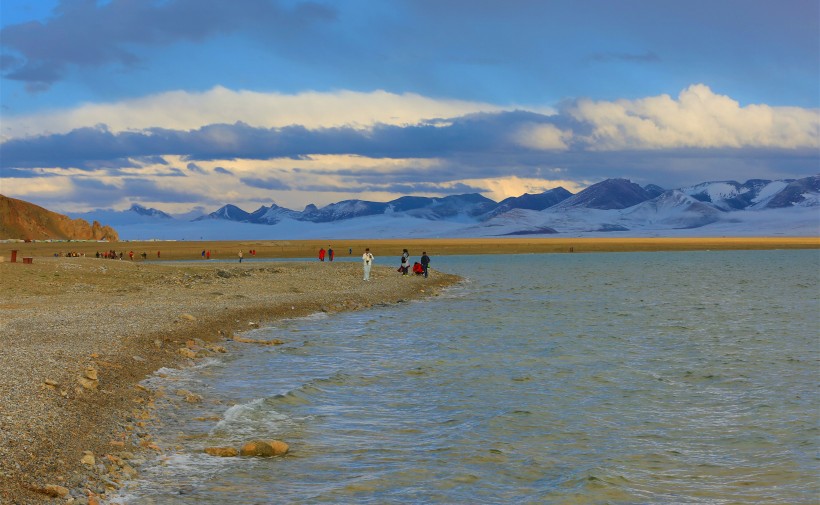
[201,250,206,259]
[328,247,334,261]
[400,249,410,275]
[349,248,352,255]
[129,251,134,261]
[421,251,431,278]
[412,262,424,275]
[239,250,243,263]
[206,250,211,260]
[141,252,147,259]
[362,248,374,281]
[157,251,161,258]
[319,248,326,261]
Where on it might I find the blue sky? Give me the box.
[1,0,818,215]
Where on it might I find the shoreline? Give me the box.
[3,236,819,263]
[0,258,460,504]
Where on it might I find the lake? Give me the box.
[116,250,820,504]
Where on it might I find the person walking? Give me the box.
[420,251,431,278]
[362,248,374,281]
[319,248,326,261]
[328,247,334,261]
[238,250,243,263]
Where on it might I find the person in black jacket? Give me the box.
[420,252,431,278]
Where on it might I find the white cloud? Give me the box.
[443,175,585,202]
[571,84,820,150]
[513,123,571,150]
[1,87,525,139]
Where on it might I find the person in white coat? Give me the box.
[362,248,374,280]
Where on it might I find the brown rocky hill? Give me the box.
[0,195,119,241]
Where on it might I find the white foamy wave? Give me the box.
[210,398,295,440]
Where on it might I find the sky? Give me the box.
[1,0,818,216]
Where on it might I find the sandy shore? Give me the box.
[0,257,459,504]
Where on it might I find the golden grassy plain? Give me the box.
[5,236,819,262]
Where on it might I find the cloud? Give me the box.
[3,86,816,172]
[0,0,337,89]
[570,84,820,150]
[1,87,515,139]
[2,85,818,213]
[513,123,572,150]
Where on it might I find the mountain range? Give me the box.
[58,175,820,240]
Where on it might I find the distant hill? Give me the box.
[0,195,119,241]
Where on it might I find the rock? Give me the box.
[84,367,98,380]
[266,440,289,455]
[206,344,228,353]
[239,440,289,457]
[120,463,138,479]
[233,335,284,346]
[177,348,197,359]
[204,447,239,457]
[40,484,69,497]
[78,377,99,390]
[180,313,196,321]
[43,378,59,388]
[81,451,96,466]
[185,393,202,404]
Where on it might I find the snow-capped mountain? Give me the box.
[128,203,172,219]
[488,187,572,218]
[679,176,819,210]
[552,178,654,210]
[66,175,819,240]
[194,204,252,222]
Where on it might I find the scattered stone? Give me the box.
[204,447,239,457]
[239,440,289,457]
[233,335,284,346]
[84,367,98,380]
[206,344,228,353]
[177,348,197,359]
[180,313,196,321]
[81,451,96,466]
[78,376,99,390]
[34,484,70,498]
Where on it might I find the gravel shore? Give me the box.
[0,257,459,504]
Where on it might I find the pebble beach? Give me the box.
[0,257,459,504]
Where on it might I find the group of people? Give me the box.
[318,247,335,261]
[360,248,431,281]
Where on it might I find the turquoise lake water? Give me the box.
[117,250,819,504]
